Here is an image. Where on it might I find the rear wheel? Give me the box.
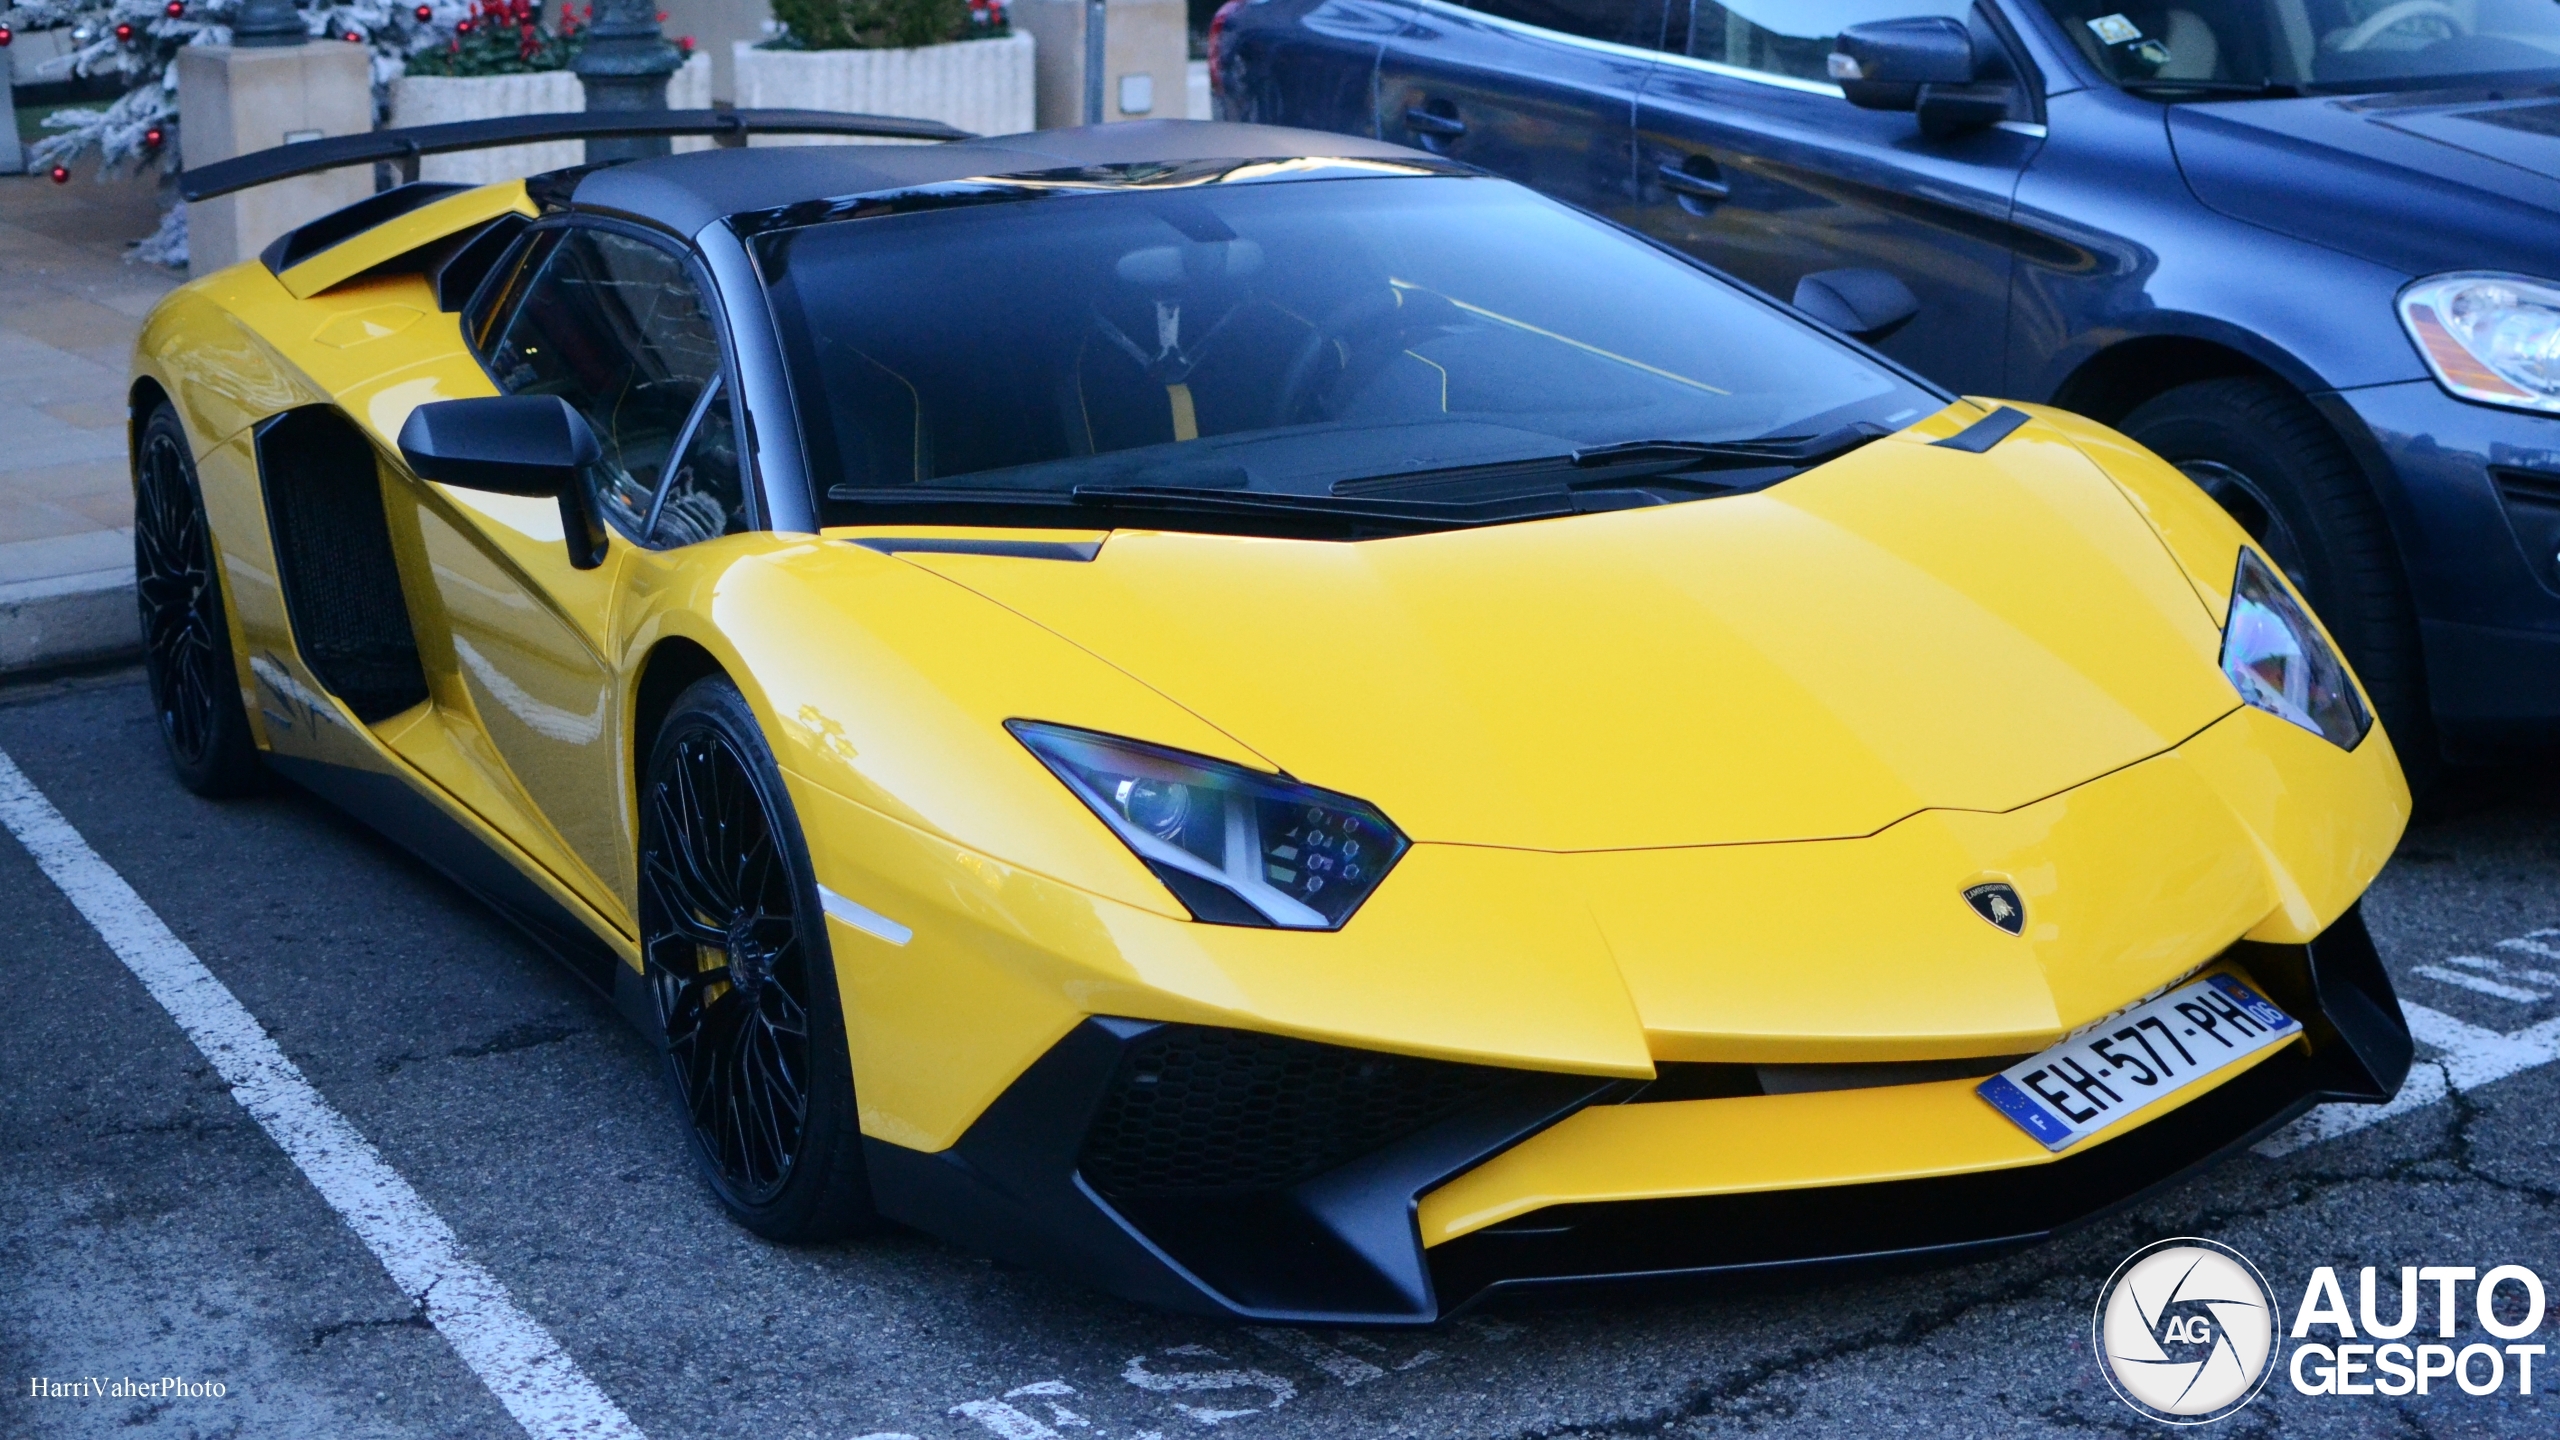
[639,676,876,1240]
[2121,377,2436,788]
[133,403,262,797]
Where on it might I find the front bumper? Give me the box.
[2320,380,2560,747]
[862,906,2411,1323]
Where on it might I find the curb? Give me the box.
[0,532,141,676]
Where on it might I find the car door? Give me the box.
[1374,0,1669,224]
[392,221,752,927]
[1631,1,2043,395]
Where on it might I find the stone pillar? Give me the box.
[575,0,683,164]
[1018,0,1188,131]
[176,43,372,273]
[0,44,23,175]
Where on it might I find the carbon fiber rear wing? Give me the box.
[179,108,972,202]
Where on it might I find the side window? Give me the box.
[1463,0,1664,49]
[481,226,748,548]
[1669,0,1974,82]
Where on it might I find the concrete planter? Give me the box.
[732,32,1034,144]
[386,52,713,186]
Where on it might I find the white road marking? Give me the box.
[2256,1000,2560,1156]
[0,747,644,1440]
[2448,952,2560,985]
[1122,1350,1296,1426]
[1247,1328,1385,1386]
[2412,964,2547,1002]
[951,1400,1065,1439]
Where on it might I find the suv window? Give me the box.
[1463,0,1664,48]
[479,226,748,548]
[1667,0,1974,82]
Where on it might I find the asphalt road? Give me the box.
[4,667,2556,1440]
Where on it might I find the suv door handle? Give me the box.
[1405,106,1467,138]
[1655,159,1730,200]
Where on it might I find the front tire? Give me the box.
[638,676,876,1240]
[2121,377,2435,787]
[133,403,262,797]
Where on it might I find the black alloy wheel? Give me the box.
[2121,376,2436,794]
[639,676,875,1239]
[134,404,262,796]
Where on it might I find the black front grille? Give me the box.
[1077,1026,1523,1198]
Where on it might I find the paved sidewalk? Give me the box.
[0,163,178,673]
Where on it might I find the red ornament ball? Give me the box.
[115,22,135,40]
[416,4,433,18]
[0,24,15,46]
[144,127,166,148]
[166,1,185,15]
[49,165,71,184]
[344,28,363,40]
[456,17,473,32]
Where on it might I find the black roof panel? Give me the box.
[571,120,1430,237]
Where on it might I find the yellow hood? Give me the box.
[891,413,2239,850]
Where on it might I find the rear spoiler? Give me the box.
[180,108,973,202]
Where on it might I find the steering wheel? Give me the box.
[2335,0,2469,52]
[1272,288,1458,427]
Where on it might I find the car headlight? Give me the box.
[2399,272,2560,414]
[1009,720,1409,930]
[2220,549,2370,750]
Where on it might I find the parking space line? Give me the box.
[0,747,645,1440]
[2256,999,2560,1157]
[2412,963,2547,1002]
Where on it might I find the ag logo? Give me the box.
[2094,1238,2281,1423]
[1963,882,2026,935]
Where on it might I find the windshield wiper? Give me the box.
[1069,483,1591,525]
[2117,78,2303,100]
[1332,421,1891,500]
[1570,421,1891,472]
[825,482,1598,538]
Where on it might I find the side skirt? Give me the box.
[265,751,623,1000]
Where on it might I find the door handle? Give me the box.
[1405,106,1467,138]
[1655,159,1730,200]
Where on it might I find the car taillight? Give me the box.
[1207,0,1245,100]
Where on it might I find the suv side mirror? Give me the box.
[1830,16,2014,139]
[398,395,611,569]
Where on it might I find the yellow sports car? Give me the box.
[135,118,2413,1323]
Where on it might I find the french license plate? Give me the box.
[1977,974,2300,1152]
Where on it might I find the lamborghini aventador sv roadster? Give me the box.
[128,116,2414,1323]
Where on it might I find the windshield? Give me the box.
[2041,0,2560,93]
[757,174,1937,533]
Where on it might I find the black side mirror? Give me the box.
[1830,16,2014,138]
[397,395,611,570]
[1793,268,1922,344]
